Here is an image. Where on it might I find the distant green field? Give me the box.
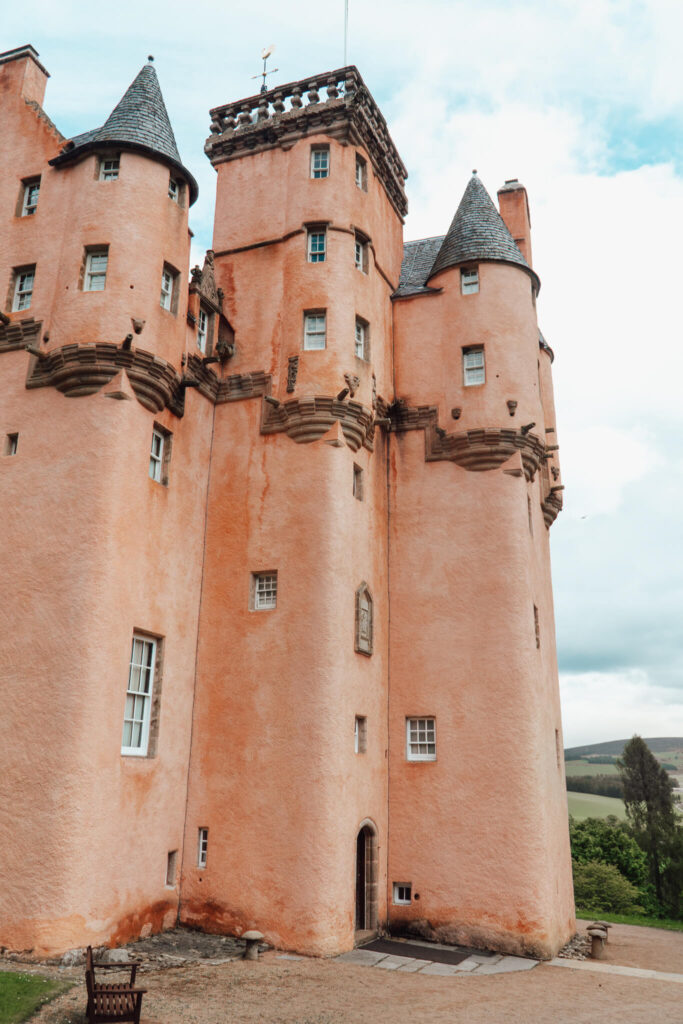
[565,737,683,760]
[565,760,620,777]
[567,791,626,820]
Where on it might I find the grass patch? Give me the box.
[0,973,71,1024]
[577,912,683,932]
[565,761,620,777]
[567,791,626,820]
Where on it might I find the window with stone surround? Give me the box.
[197,306,214,355]
[355,317,369,360]
[406,717,436,761]
[20,178,40,216]
[251,572,277,611]
[354,233,369,273]
[310,145,330,179]
[461,267,479,294]
[99,155,120,181]
[353,463,363,501]
[304,311,326,350]
[393,883,412,905]
[121,633,162,757]
[160,263,179,312]
[355,716,367,754]
[463,346,485,386]
[149,425,171,485]
[83,248,108,292]
[355,154,367,191]
[307,228,326,263]
[355,582,373,656]
[198,828,209,868]
[11,266,35,311]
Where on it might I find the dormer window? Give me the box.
[21,178,40,216]
[461,267,479,294]
[310,146,330,179]
[99,156,120,181]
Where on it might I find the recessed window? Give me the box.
[197,306,214,354]
[84,248,108,292]
[463,346,485,386]
[168,176,182,202]
[393,883,412,905]
[527,494,533,535]
[160,264,179,312]
[307,229,326,263]
[304,311,326,350]
[310,146,330,179]
[12,266,35,311]
[461,267,479,294]
[355,154,367,191]
[354,234,369,273]
[353,463,363,501]
[149,426,171,484]
[166,850,178,887]
[252,572,277,611]
[121,634,157,756]
[406,717,436,761]
[198,828,209,869]
[21,178,40,216]
[355,582,373,656]
[355,317,369,360]
[354,716,367,754]
[4,433,19,456]
[534,605,540,649]
[99,156,120,181]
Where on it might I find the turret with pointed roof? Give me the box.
[50,59,197,203]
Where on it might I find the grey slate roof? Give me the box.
[394,236,444,297]
[50,61,197,204]
[429,174,532,281]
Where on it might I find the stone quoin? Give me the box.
[0,45,575,959]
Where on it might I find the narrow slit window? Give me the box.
[166,850,177,887]
[307,229,326,263]
[461,267,479,294]
[354,716,367,754]
[310,146,330,179]
[463,346,485,386]
[198,828,209,868]
[353,464,363,501]
[406,717,436,761]
[84,249,108,292]
[21,179,40,216]
[355,154,367,191]
[534,605,540,649]
[149,429,164,482]
[4,433,19,456]
[393,883,412,905]
[12,267,35,311]
[304,312,326,350]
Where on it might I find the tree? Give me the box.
[618,735,677,907]
[572,860,644,915]
[569,815,648,888]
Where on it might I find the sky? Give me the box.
[6,0,683,747]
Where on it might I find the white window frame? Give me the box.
[461,267,479,294]
[12,268,35,311]
[355,318,369,360]
[160,266,176,311]
[168,177,179,201]
[463,346,485,386]
[393,883,412,905]
[406,717,436,762]
[121,635,157,756]
[304,312,326,350]
[149,428,165,482]
[99,156,120,181]
[355,154,367,191]
[22,179,40,216]
[354,237,368,273]
[198,828,209,869]
[307,229,326,263]
[253,572,277,611]
[310,146,330,179]
[84,249,108,292]
[197,307,209,353]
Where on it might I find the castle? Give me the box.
[0,45,575,959]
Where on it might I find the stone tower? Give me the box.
[0,49,574,959]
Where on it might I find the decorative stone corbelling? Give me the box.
[185,354,270,404]
[260,395,376,452]
[541,491,563,527]
[0,317,42,353]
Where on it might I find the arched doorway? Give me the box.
[355,821,378,934]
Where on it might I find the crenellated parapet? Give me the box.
[206,66,408,219]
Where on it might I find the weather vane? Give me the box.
[252,46,278,94]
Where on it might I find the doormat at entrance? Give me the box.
[360,939,492,965]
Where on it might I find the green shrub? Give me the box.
[572,860,644,915]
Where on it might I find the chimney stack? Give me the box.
[497,179,533,268]
[0,45,50,107]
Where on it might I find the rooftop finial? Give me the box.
[147,55,154,62]
[251,45,278,94]
[472,168,478,175]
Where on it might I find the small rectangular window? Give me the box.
[354,716,367,754]
[355,317,369,360]
[84,248,108,292]
[307,229,326,263]
[121,635,157,756]
[21,178,40,216]
[304,311,326,350]
[354,234,368,273]
[252,572,277,611]
[527,494,533,535]
[99,156,120,181]
[4,433,19,456]
[406,717,436,761]
[463,346,485,386]
[12,267,35,311]
[166,850,178,887]
[353,463,363,501]
[149,426,171,484]
[198,828,209,868]
[196,307,214,354]
[160,264,178,312]
[461,267,479,294]
[310,146,329,179]
[534,605,540,649]
[393,883,412,905]
[355,154,367,191]
[168,177,179,201]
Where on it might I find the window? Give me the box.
[406,717,436,761]
[4,433,19,456]
[121,635,157,756]
[12,267,35,311]
[160,264,178,311]
[84,248,108,292]
[355,154,367,191]
[99,156,119,181]
[393,883,412,905]
[149,426,171,484]
[198,828,209,869]
[354,716,367,754]
[463,346,485,386]
[21,178,40,216]
[353,463,363,501]
[527,494,533,535]
[307,229,326,263]
[534,605,540,649]
[168,177,179,201]
[252,572,277,611]
[310,146,329,178]
[303,312,326,350]
[166,850,177,887]
[355,582,373,656]
[354,234,368,273]
[197,307,213,354]
[461,267,479,294]
[355,317,369,360]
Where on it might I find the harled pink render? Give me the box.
[0,48,574,960]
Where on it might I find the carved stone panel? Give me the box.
[355,581,373,656]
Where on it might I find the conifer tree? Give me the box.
[618,735,676,907]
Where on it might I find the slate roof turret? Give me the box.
[50,60,197,204]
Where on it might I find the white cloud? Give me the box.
[560,669,683,747]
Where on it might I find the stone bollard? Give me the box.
[587,926,607,960]
[243,931,264,961]
[590,921,612,943]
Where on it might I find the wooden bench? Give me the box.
[85,946,146,1024]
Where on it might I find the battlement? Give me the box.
[206,65,408,219]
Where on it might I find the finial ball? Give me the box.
[147,55,155,62]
